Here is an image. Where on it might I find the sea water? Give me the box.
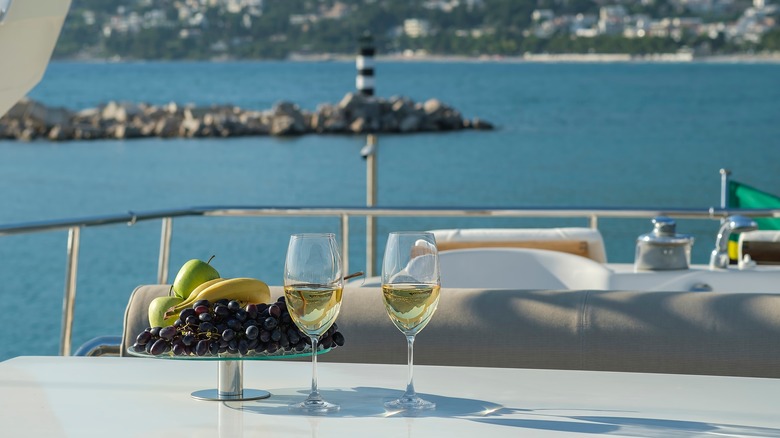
[1,61,779,360]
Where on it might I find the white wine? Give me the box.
[284,285,343,336]
[382,284,441,334]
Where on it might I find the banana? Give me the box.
[167,277,271,316]
[173,277,227,309]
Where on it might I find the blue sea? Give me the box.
[1,61,779,360]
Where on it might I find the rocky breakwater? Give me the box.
[0,93,494,141]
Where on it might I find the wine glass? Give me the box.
[381,231,441,411]
[284,233,344,414]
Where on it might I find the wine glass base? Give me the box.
[288,399,340,415]
[191,389,271,401]
[384,396,436,411]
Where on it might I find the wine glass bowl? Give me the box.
[381,232,441,411]
[284,233,344,414]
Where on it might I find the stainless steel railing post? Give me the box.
[157,217,173,284]
[364,135,378,278]
[340,214,349,277]
[720,169,731,221]
[59,226,80,356]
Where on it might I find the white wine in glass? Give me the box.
[284,233,343,414]
[381,231,441,411]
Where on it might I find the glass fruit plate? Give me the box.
[127,346,332,401]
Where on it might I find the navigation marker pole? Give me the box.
[358,32,378,277]
[357,32,375,96]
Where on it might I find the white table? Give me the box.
[1,356,779,437]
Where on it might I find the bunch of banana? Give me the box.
[165,277,271,318]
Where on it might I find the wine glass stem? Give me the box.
[308,336,322,401]
[404,335,417,399]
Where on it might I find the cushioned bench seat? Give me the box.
[123,285,780,378]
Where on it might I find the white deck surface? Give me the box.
[1,356,779,437]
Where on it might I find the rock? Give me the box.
[179,118,202,137]
[271,101,306,134]
[75,107,100,120]
[112,123,143,139]
[270,115,297,136]
[18,127,37,141]
[165,102,179,115]
[399,114,421,132]
[4,98,34,119]
[144,106,167,120]
[139,121,156,137]
[9,98,72,129]
[101,101,142,123]
[239,111,270,135]
[380,113,399,132]
[154,116,180,137]
[74,124,104,140]
[47,124,74,141]
[423,98,444,116]
[1,119,21,139]
[184,106,211,121]
[471,118,494,130]
[391,96,414,115]
[338,92,366,112]
[312,104,348,133]
[349,117,366,133]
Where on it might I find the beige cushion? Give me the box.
[438,248,610,289]
[429,228,608,262]
[122,285,780,378]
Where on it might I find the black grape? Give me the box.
[149,339,168,355]
[195,340,209,356]
[263,317,278,331]
[259,330,271,343]
[245,325,259,340]
[136,331,152,346]
[159,326,176,340]
[245,304,258,319]
[179,308,196,320]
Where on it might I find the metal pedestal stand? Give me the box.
[191,360,270,401]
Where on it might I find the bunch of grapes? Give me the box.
[132,296,345,357]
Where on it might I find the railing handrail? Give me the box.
[3,205,780,237]
[4,204,780,356]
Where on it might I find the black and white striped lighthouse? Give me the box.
[356,33,375,96]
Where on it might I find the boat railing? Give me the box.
[2,205,780,356]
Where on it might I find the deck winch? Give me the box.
[634,216,694,271]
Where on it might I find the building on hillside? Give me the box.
[404,19,431,38]
[598,5,628,35]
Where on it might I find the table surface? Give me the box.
[2,356,779,437]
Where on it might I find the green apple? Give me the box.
[148,295,184,328]
[172,257,220,299]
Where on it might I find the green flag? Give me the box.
[727,180,780,260]
[728,180,780,230]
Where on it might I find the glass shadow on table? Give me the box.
[235,388,780,437]
[237,386,517,418]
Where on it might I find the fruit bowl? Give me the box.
[127,344,335,401]
[131,294,344,400]
[125,345,331,361]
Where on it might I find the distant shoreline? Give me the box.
[293,52,780,64]
[56,52,780,64]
